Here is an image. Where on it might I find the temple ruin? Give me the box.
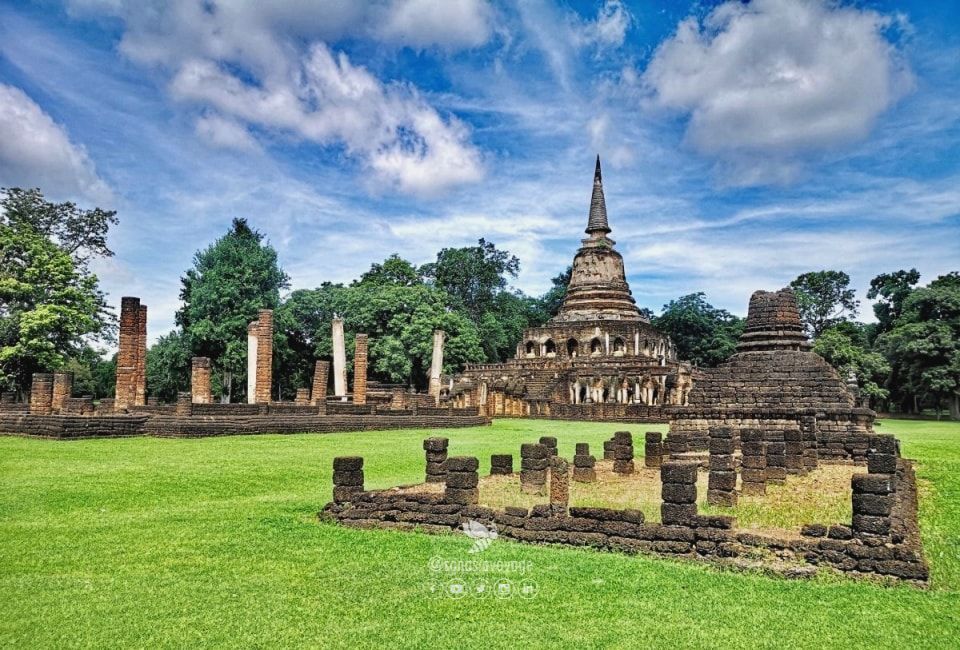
[452,157,693,420]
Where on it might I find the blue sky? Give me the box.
[1,0,958,345]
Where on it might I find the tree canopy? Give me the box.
[652,293,744,367]
[790,270,859,338]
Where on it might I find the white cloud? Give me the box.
[194,113,260,152]
[65,0,490,195]
[375,0,495,50]
[642,0,913,185]
[582,0,631,49]
[0,83,111,203]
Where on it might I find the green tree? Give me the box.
[540,266,572,319]
[0,188,116,396]
[813,323,891,405]
[653,293,744,367]
[867,269,921,336]
[789,270,859,338]
[145,330,192,403]
[356,254,423,287]
[176,218,289,402]
[876,273,960,419]
[421,238,520,321]
[0,223,108,394]
[62,346,115,399]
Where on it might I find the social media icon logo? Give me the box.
[494,578,512,598]
[519,579,539,599]
[447,579,466,599]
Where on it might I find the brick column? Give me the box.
[191,357,212,404]
[333,457,364,503]
[311,360,329,407]
[175,391,193,416]
[612,431,634,474]
[573,443,596,482]
[661,461,699,526]
[764,430,787,484]
[424,437,448,483]
[29,373,54,415]
[645,431,664,468]
[444,457,479,505]
[520,443,548,494]
[135,303,147,406]
[785,428,805,475]
[295,388,310,405]
[852,435,897,537]
[428,330,445,403]
[255,309,273,404]
[353,334,368,405]
[490,454,513,475]
[707,426,737,506]
[740,429,767,495]
[550,456,570,514]
[51,371,73,413]
[115,296,142,410]
[801,416,819,471]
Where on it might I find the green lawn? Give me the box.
[1,418,959,648]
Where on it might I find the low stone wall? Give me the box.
[0,412,490,439]
[322,433,928,583]
[145,414,490,437]
[0,414,149,439]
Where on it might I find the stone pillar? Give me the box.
[246,321,258,404]
[573,443,596,482]
[867,434,898,475]
[661,461,699,526]
[520,443,548,495]
[444,457,479,505]
[612,431,634,474]
[294,388,310,405]
[333,457,364,503]
[490,454,513,475]
[115,296,143,410]
[255,309,273,404]
[666,431,690,456]
[311,360,329,407]
[785,428,805,475]
[538,436,558,457]
[645,431,664,468]
[135,304,148,406]
[353,334,368,405]
[191,357,212,404]
[424,437,449,483]
[740,429,767,496]
[51,371,73,413]
[852,436,897,537]
[764,430,787,484]
[29,373,54,415]
[550,456,570,513]
[603,437,615,460]
[707,426,737,506]
[332,318,347,399]
[428,330,445,403]
[801,416,819,471]
[175,391,193,416]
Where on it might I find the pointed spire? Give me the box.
[586,155,611,235]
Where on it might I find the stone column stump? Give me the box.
[520,443,549,495]
[661,461,699,526]
[550,456,570,514]
[612,431,634,475]
[423,437,449,483]
[490,454,513,475]
[333,457,364,503]
[785,428,805,475]
[572,443,596,482]
[444,456,479,505]
[740,429,767,496]
[645,431,664,468]
[764,430,787,484]
[707,426,737,506]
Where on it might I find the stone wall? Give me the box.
[29,373,54,415]
[323,432,927,583]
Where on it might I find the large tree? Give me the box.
[653,293,744,367]
[0,189,115,395]
[812,322,891,406]
[876,273,960,419]
[867,269,921,336]
[176,218,289,402]
[789,270,859,338]
[145,330,192,403]
[540,266,572,319]
[420,238,520,321]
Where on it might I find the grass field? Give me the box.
[2,418,959,648]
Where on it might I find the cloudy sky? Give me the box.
[1,0,958,345]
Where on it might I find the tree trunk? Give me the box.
[222,371,232,404]
[950,393,960,421]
